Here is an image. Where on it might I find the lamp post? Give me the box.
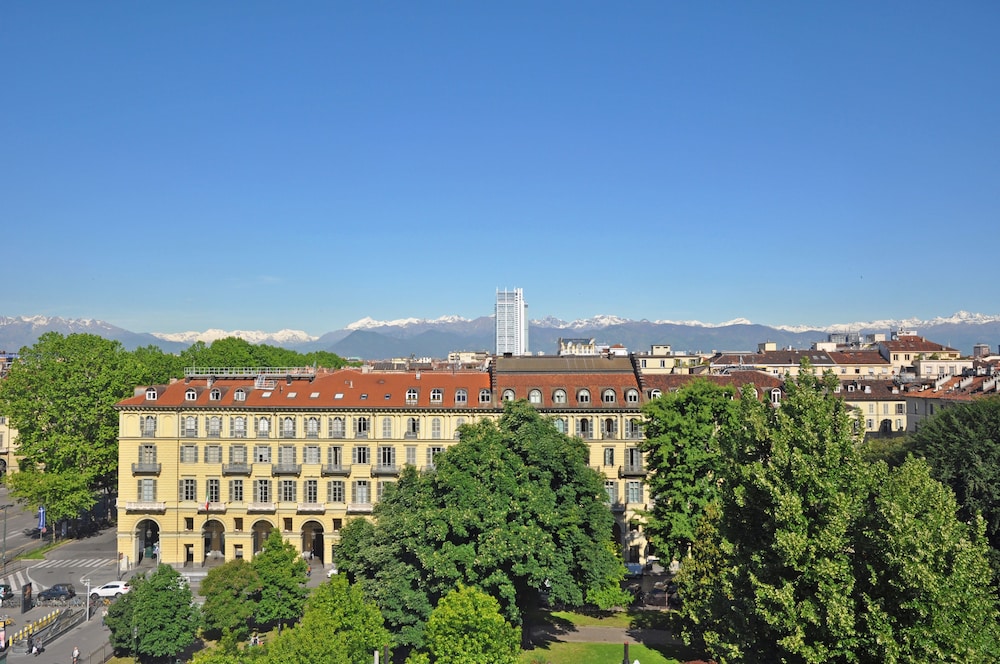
[0,504,13,575]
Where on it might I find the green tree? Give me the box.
[264,574,390,664]
[640,379,736,559]
[416,585,519,664]
[853,457,1000,662]
[0,332,144,522]
[907,396,1000,575]
[200,558,261,640]
[680,368,1000,664]
[251,529,309,630]
[107,565,200,661]
[132,344,185,383]
[178,337,352,371]
[338,400,628,647]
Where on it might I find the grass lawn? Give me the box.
[520,641,683,664]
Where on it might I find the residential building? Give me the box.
[495,288,528,356]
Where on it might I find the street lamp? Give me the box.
[0,504,13,575]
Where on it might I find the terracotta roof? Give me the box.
[881,337,960,354]
[827,350,890,366]
[710,350,835,367]
[117,368,494,410]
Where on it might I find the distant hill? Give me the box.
[1,313,998,360]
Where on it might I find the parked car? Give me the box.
[37,583,75,601]
[0,583,13,602]
[91,581,130,599]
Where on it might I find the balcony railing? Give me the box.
[321,464,351,476]
[619,464,646,478]
[372,464,399,476]
[297,502,326,513]
[124,501,166,513]
[247,502,276,512]
[272,463,302,476]
[131,462,161,475]
[200,502,226,513]
[347,503,373,514]
[222,463,252,476]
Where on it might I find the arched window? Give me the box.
[257,417,270,437]
[406,417,419,438]
[554,418,567,434]
[209,388,222,401]
[430,388,443,403]
[183,416,198,437]
[454,417,466,439]
[553,389,567,404]
[770,388,782,405]
[330,417,345,438]
[625,389,639,404]
[231,416,247,438]
[281,417,296,438]
[502,389,515,401]
[577,389,591,404]
[382,417,392,438]
[355,417,370,437]
[528,389,542,404]
[305,417,320,438]
[431,418,442,439]
[479,389,492,403]
[234,389,247,402]
[145,388,158,401]
[602,389,616,404]
[649,389,661,399]
[207,416,222,437]
[455,389,468,405]
[185,389,197,401]
[406,388,419,404]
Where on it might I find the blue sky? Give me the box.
[3,2,998,335]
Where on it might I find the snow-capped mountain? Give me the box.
[2,312,999,359]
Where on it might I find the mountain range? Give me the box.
[2,312,999,360]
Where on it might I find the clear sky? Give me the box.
[3,2,998,335]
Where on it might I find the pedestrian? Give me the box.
[73,645,81,664]
[30,636,39,656]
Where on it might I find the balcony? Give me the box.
[354,431,368,439]
[624,430,644,440]
[602,431,618,440]
[124,501,166,513]
[619,464,647,478]
[404,432,418,439]
[222,463,252,476]
[247,502,276,512]
[271,463,302,476]
[372,464,399,477]
[608,501,627,513]
[321,464,351,476]
[347,503,373,514]
[297,502,326,514]
[131,462,161,475]
[200,502,227,513]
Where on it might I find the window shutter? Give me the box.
[152,479,157,499]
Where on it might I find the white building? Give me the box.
[496,288,529,356]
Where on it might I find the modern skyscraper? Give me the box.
[495,288,529,355]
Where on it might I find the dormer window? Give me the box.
[502,389,515,401]
[430,388,443,403]
[770,388,782,405]
[625,389,639,404]
[185,389,197,401]
[602,389,616,404]
[209,388,221,401]
[577,389,591,404]
[455,389,468,405]
[479,389,492,404]
[145,388,157,401]
[649,389,661,399]
[528,389,542,404]
[553,389,567,404]
[234,389,247,402]
[406,388,419,404]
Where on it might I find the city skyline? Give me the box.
[4,3,999,335]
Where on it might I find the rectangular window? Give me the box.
[204,445,222,464]
[328,446,343,467]
[868,404,875,414]
[625,447,642,470]
[605,480,618,504]
[254,445,271,463]
[182,417,198,437]
[328,480,345,503]
[378,446,395,468]
[896,403,905,415]
[405,446,417,466]
[180,445,198,463]
[626,480,643,504]
[278,446,296,465]
[304,479,318,503]
[229,479,244,502]
[207,417,222,438]
[140,444,157,465]
[254,479,271,503]
[234,518,243,531]
[181,478,197,501]
[603,447,615,466]
[882,404,889,415]
[352,480,370,504]
[353,446,370,465]
[138,478,156,502]
[207,478,220,503]
[427,446,445,468]
[280,479,296,502]
[304,446,321,464]
[230,445,247,464]
[382,417,393,438]
[231,417,247,438]
[185,517,194,531]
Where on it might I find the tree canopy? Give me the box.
[200,558,262,640]
[337,400,628,648]
[251,529,309,630]
[411,584,519,664]
[677,368,1000,663]
[106,564,200,661]
[0,332,144,521]
[640,379,736,559]
[907,395,1000,576]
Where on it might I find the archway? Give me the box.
[251,520,273,555]
[202,519,226,566]
[134,519,160,565]
[300,520,324,563]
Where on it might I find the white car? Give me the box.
[90,581,130,599]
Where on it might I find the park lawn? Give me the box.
[548,609,672,630]
[520,641,681,664]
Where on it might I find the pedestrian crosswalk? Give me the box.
[1,559,114,596]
